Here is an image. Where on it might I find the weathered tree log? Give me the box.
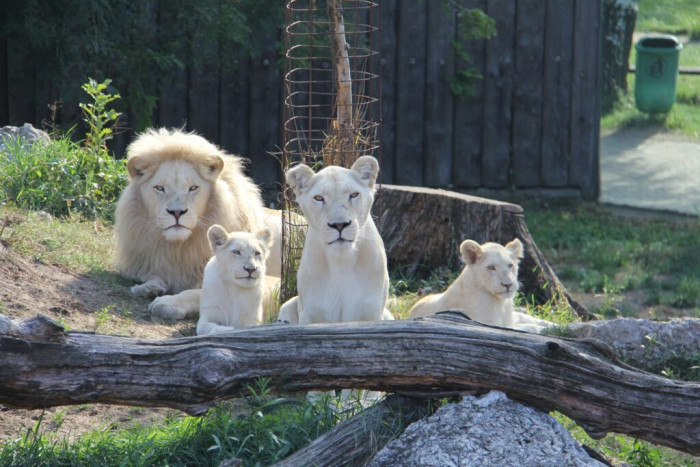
[275,395,430,467]
[374,184,592,319]
[1,312,698,455]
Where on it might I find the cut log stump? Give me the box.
[373,184,592,319]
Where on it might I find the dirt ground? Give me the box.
[0,244,196,445]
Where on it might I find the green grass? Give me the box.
[523,200,700,318]
[636,0,700,39]
[0,381,342,466]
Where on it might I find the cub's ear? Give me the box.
[505,238,524,259]
[255,228,273,248]
[196,154,224,182]
[126,155,152,179]
[207,224,229,252]
[285,163,315,195]
[351,156,379,190]
[460,239,483,264]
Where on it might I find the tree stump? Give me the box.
[373,184,592,319]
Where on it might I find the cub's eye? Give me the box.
[232,250,241,255]
[349,192,359,199]
[189,185,199,193]
[508,263,514,269]
[255,251,261,257]
[154,185,165,193]
[487,265,496,271]
[313,195,324,202]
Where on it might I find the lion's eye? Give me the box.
[255,251,261,257]
[232,250,241,255]
[349,192,359,199]
[508,263,514,269]
[313,195,324,202]
[154,185,165,193]
[189,185,199,193]
[487,265,496,271]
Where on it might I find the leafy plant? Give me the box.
[79,78,122,155]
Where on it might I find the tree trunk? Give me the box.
[373,184,592,319]
[601,0,637,112]
[1,313,698,455]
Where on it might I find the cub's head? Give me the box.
[285,156,379,248]
[207,225,272,288]
[126,129,225,242]
[460,238,524,299]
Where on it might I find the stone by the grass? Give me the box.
[0,123,51,157]
[369,390,604,467]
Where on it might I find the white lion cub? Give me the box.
[196,225,273,335]
[278,155,393,325]
[409,238,551,333]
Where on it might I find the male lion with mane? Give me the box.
[115,128,281,319]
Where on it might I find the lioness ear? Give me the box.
[505,238,524,259]
[256,228,273,248]
[196,155,224,182]
[207,224,229,252]
[285,163,315,195]
[126,155,151,179]
[460,239,483,264]
[351,156,379,189]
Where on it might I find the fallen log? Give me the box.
[0,312,698,455]
[373,185,593,319]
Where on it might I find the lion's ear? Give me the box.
[460,239,483,264]
[207,224,229,252]
[197,155,224,181]
[126,156,152,179]
[285,163,315,195]
[505,238,524,260]
[351,156,379,189]
[256,228,273,248]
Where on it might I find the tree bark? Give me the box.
[1,313,698,455]
[601,0,637,113]
[374,184,592,319]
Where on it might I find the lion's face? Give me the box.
[286,156,379,249]
[208,225,272,288]
[132,159,221,242]
[461,239,524,299]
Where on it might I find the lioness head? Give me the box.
[461,238,524,299]
[285,156,379,248]
[126,129,225,242]
[208,225,272,288]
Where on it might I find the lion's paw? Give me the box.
[149,295,194,320]
[131,277,168,299]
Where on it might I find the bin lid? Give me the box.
[636,34,683,52]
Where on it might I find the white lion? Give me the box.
[278,156,393,325]
[114,128,281,319]
[197,225,277,335]
[409,238,551,333]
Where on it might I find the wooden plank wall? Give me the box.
[0,0,601,200]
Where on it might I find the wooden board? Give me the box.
[378,0,398,184]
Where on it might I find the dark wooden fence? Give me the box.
[0,1,601,200]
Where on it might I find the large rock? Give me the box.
[0,123,51,156]
[369,391,604,467]
[567,317,699,371]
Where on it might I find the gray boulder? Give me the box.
[567,317,699,371]
[0,123,51,156]
[369,391,604,467]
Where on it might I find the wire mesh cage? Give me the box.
[280,0,381,303]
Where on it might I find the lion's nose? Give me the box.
[502,282,513,291]
[167,209,188,221]
[244,266,257,276]
[328,221,351,233]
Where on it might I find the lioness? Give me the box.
[114,128,281,319]
[409,238,551,332]
[278,156,393,324]
[197,225,277,335]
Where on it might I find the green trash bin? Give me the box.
[634,34,683,113]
